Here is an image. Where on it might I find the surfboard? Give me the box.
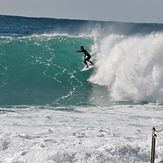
[81,65,94,72]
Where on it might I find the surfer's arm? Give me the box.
[75,51,83,53]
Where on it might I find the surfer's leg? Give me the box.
[88,60,94,65]
[84,59,89,68]
[85,56,93,66]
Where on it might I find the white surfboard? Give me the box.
[81,65,94,72]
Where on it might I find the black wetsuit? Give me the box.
[77,49,93,65]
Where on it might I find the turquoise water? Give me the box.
[0,35,94,106]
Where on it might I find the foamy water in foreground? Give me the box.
[0,104,163,163]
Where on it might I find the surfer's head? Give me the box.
[81,46,84,50]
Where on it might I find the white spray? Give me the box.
[90,33,163,103]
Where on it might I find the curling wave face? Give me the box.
[1,15,163,105]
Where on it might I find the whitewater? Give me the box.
[0,15,163,163]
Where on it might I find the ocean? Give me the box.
[0,15,163,163]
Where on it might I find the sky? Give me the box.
[0,0,163,23]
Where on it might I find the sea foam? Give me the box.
[90,33,163,103]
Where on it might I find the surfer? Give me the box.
[75,46,94,68]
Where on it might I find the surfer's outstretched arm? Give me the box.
[75,51,83,53]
